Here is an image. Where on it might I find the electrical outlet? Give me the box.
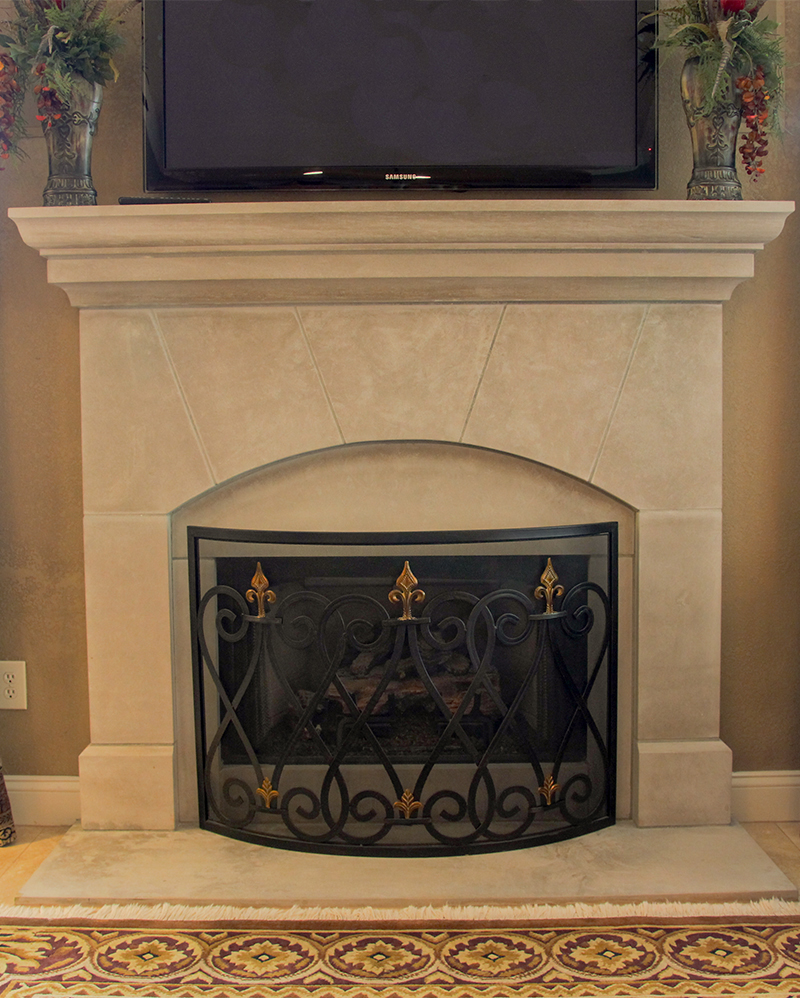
[1,661,26,710]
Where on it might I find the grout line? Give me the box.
[588,304,649,483]
[31,827,68,841]
[0,848,23,880]
[0,835,37,882]
[0,829,70,901]
[295,308,346,445]
[150,309,218,485]
[774,821,800,857]
[459,304,506,443]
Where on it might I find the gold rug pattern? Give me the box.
[2,922,800,996]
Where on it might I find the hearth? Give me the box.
[191,525,617,854]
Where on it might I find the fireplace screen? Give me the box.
[189,524,617,856]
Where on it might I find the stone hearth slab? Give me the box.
[17,822,796,908]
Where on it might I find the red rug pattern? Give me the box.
[2,922,800,996]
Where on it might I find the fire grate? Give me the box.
[189,525,618,855]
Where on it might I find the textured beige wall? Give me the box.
[718,4,800,771]
[0,2,142,773]
[0,7,797,774]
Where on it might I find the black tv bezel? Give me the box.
[143,0,656,194]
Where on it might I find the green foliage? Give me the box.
[646,0,784,126]
[1,0,138,102]
[0,0,138,158]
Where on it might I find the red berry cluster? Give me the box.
[737,67,770,178]
[33,62,64,129]
[0,55,21,166]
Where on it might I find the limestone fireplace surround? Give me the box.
[10,199,795,847]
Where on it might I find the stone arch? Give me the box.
[172,440,635,541]
[169,440,636,825]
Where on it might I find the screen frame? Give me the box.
[143,0,656,194]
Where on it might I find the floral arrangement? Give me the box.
[0,0,139,164]
[646,0,784,178]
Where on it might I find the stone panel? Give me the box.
[634,740,732,826]
[593,304,722,510]
[464,304,644,481]
[616,554,634,820]
[299,305,500,443]
[636,509,723,741]
[158,307,342,484]
[79,744,175,830]
[83,514,174,745]
[172,558,199,825]
[171,442,636,558]
[80,310,213,513]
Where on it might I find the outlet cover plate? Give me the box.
[1,661,26,709]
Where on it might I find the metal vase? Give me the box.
[41,76,102,206]
[680,56,743,201]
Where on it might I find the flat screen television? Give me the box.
[143,0,656,193]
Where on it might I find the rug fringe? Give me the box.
[2,896,800,925]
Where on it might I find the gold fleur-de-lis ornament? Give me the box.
[388,561,425,620]
[538,774,559,806]
[534,558,564,614]
[394,789,422,819]
[246,562,276,618]
[256,777,279,808]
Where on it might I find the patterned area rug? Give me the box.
[3,921,800,996]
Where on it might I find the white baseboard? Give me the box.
[731,770,800,824]
[4,775,80,827]
[3,771,798,827]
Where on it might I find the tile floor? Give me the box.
[1,823,800,908]
[740,822,800,889]
[0,827,69,907]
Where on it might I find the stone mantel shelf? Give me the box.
[10,199,794,306]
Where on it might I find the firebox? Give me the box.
[189,523,617,855]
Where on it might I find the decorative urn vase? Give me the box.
[41,75,102,206]
[680,56,743,200]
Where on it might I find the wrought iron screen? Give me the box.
[189,525,618,856]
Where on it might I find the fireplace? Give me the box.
[190,524,617,854]
[9,199,794,843]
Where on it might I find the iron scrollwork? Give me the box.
[190,528,617,856]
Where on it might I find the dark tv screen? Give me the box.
[144,0,655,191]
